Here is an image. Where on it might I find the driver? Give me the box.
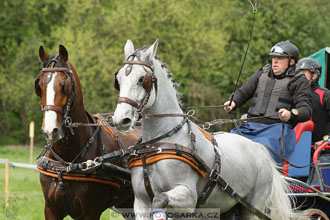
[224,40,312,163]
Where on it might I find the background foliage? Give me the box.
[1,0,330,145]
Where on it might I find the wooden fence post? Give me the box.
[29,121,34,164]
[5,159,9,207]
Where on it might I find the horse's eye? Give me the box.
[138,76,144,84]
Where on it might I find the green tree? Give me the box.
[1,0,330,145]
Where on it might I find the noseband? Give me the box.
[115,54,157,114]
[34,55,76,127]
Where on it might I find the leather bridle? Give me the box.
[34,55,76,129]
[114,54,157,115]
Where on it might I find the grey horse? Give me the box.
[113,39,306,220]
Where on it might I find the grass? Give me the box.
[0,146,123,220]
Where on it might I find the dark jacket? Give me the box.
[311,82,330,143]
[231,64,312,125]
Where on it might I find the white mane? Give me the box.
[133,45,183,106]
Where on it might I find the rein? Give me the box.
[37,123,103,166]
[200,114,278,129]
[89,113,192,163]
[134,116,189,149]
[229,0,257,106]
[183,0,257,110]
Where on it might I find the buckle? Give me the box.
[66,163,72,172]
[120,149,126,157]
[222,181,229,191]
[209,169,218,182]
[81,157,102,171]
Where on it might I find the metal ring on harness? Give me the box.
[187,110,195,117]
[106,115,113,124]
[202,122,211,130]
[64,116,73,127]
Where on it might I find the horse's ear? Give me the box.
[124,40,134,60]
[39,46,49,63]
[59,45,68,62]
[144,39,159,63]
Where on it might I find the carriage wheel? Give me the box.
[302,209,329,220]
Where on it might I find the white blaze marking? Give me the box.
[43,72,58,134]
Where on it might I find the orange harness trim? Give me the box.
[92,114,116,140]
[37,168,121,189]
[129,151,206,179]
[127,126,213,179]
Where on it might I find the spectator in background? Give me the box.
[296,57,330,161]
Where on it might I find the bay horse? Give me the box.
[112,40,308,220]
[34,45,141,219]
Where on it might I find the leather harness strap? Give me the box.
[41,105,64,115]
[133,129,270,219]
[192,153,271,220]
[42,67,69,72]
[37,58,76,118]
[141,155,155,202]
[37,157,121,189]
[123,60,153,70]
[93,114,129,168]
[38,168,121,189]
[128,143,206,178]
[118,97,139,108]
[196,136,221,207]
[116,55,157,113]
[57,171,75,219]
[133,116,189,149]
[92,117,271,219]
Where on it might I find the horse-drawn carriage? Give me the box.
[274,119,330,219]
[34,43,330,220]
[266,47,330,219]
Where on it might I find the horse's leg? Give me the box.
[115,194,135,220]
[131,167,153,220]
[134,196,152,220]
[44,203,65,220]
[220,205,241,220]
[237,186,269,220]
[239,207,261,220]
[152,185,197,220]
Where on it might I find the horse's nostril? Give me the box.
[122,118,131,125]
[52,128,59,139]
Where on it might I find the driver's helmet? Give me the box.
[296,57,322,76]
[269,40,299,62]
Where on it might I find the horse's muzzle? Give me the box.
[42,127,64,143]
